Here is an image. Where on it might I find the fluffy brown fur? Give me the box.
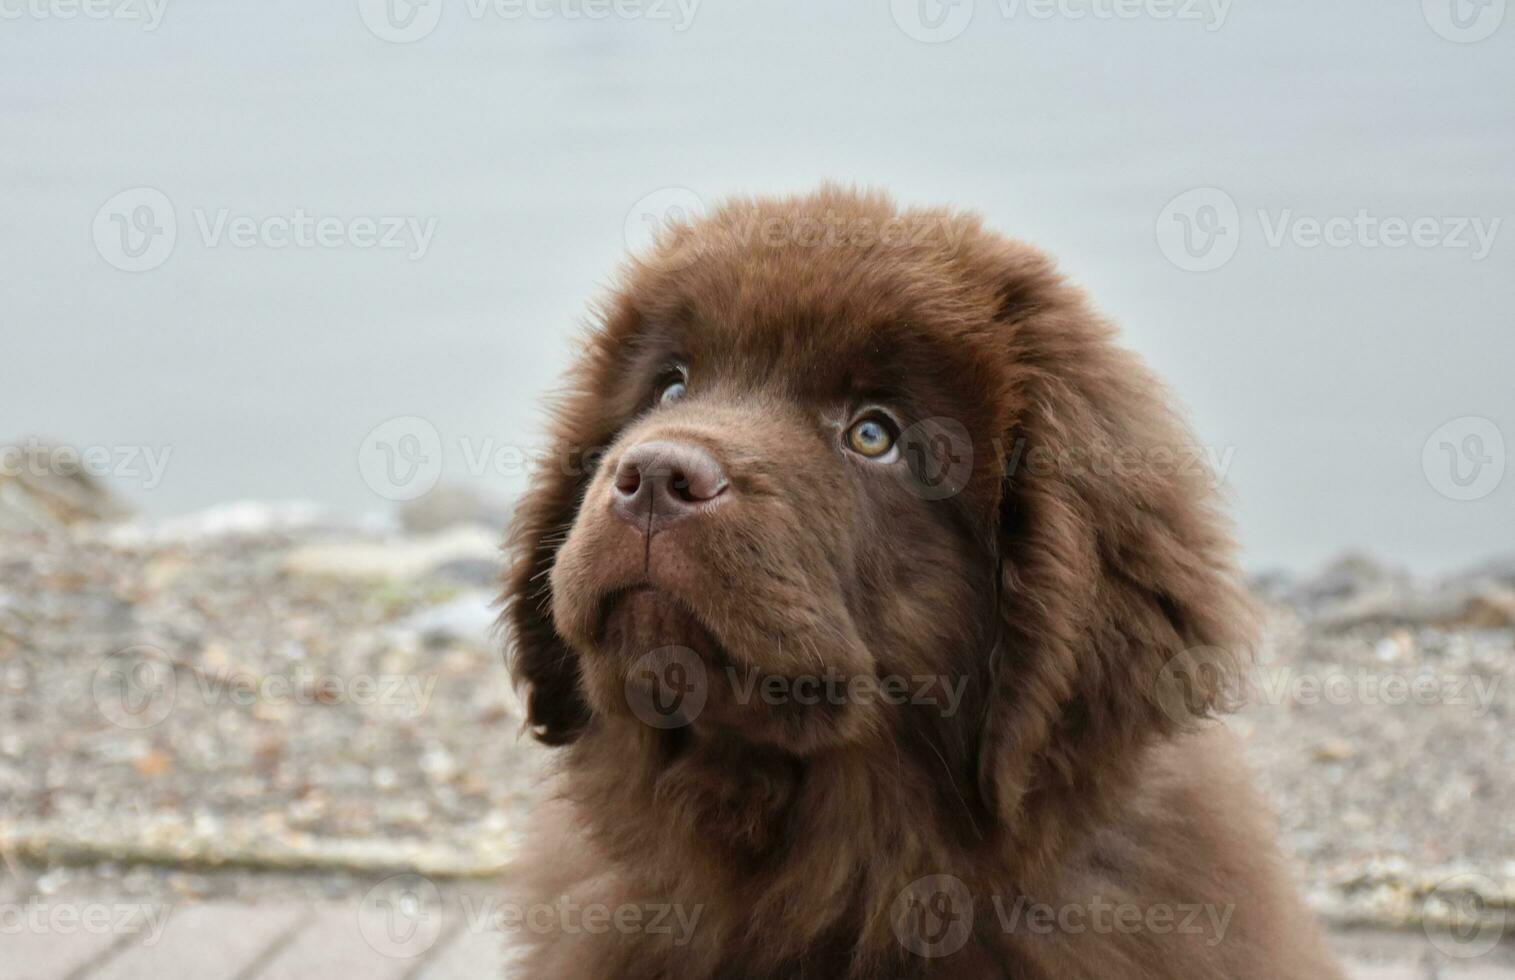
[500,187,1342,978]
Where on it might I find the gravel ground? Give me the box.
[1235,608,1515,932]
[1,510,1511,948]
[0,516,544,881]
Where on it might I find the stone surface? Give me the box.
[2,525,1512,976]
[0,441,130,532]
[399,484,511,536]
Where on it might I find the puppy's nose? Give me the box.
[611,440,729,533]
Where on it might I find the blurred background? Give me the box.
[2,1,1512,978]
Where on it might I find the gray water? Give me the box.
[3,0,1512,574]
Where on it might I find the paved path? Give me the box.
[3,887,1512,980]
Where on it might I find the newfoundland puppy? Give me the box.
[501,187,1342,978]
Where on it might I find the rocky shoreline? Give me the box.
[1,488,1511,939]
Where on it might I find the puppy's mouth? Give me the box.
[595,584,730,666]
[584,582,873,752]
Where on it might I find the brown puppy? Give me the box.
[501,187,1342,979]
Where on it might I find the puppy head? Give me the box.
[503,187,1251,831]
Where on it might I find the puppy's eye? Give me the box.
[655,366,688,406]
[845,415,898,460]
[659,379,687,405]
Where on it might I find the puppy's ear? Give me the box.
[500,342,627,745]
[501,445,593,745]
[972,243,1256,866]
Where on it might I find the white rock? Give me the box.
[392,590,500,647]
[282,526,501,583]
[104,500,341,546]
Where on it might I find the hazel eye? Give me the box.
[845,415,898,460]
